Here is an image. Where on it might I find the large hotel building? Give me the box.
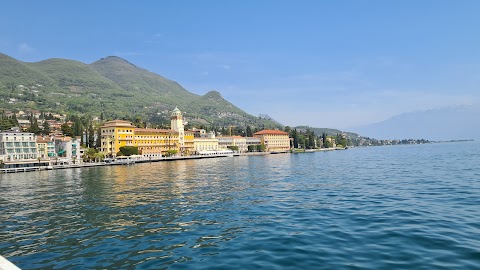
[100,108,194,158]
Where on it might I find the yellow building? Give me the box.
[36,137,50,159]
[100,120,135,157]
[194,138,219,153]
[100,120,180,158]
[100,108,211,157]
[253,130,291,152]
[183,131,195,155]
[134,128,179,158]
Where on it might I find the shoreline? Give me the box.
[0,149,343,174]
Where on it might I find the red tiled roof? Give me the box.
[37,138,52,143]
[54,136,72,142]
[254,129,289,135]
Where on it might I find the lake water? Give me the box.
[1,142,480,269]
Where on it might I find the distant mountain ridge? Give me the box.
[0,53,280,128]
[351,104,480,141]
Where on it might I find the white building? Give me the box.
[54,136,81,164]
[217,136,248,152]
[0,127,38,161]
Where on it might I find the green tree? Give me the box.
[88,125,95,148]
[292,129,299,148]
[28,117,42,134]
[165,149,177,157]
[95,127,102,149]
[246,126,253,137]
[298,135,306,149]
[322,133,327,148]
[227,145,239,151]
[335,134,347,148]
[94,152,105,162]
[0,117,15,131]
[258,144,266,152]
[6,82,15,91]
[73,118,83,136]
[119,146,138,156]
[11,113,18,126]
[306,129,316,149]
[133,116,144,128]
[42,120,50,135]
[61,123,75,137]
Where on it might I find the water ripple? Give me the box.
[1,142,480,269]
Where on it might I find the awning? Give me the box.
[58,149,66,155]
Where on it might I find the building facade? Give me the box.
[0,128,38,161]
[246,137,262,146]
[194,138,219,152]
[183,131,195,155]
[37,136,56,159]
[54,136,81,163]
[134,128,179,158]
[253,130,290,152]
[100,120,136,156]
[100,120,180,158]
[217,136,249,152]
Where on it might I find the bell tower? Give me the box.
[171,107,184,147]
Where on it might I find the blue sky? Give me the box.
[1,1,479,129]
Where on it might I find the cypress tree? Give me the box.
[88,125,95,148]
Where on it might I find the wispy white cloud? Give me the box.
[217,64,231,70]
[18,42,34,54]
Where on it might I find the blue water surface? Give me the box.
[1,142,479,269]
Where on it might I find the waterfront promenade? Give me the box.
[0,148,340,174]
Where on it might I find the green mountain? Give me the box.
[0,53,280,128]
[0,53,56,88]
[90,56,194,108]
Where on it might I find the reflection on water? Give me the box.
[1,143,480,269]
